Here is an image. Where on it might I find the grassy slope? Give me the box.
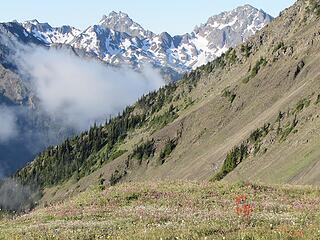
[1,181,320,239]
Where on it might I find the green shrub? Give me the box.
[280,115,298,142]
[109,149,127,161]
[126,193,140,203]
[251,58,267,77]
[249,124,270,144]
[222,88,237,104]
[295,98,311,113]
[243,57,267,83]
[98,177,106,191]
[241,44,253,58]
[159,139,177,163]
[150,105,178,129]
[109,169,127,186]
[129,139,155,163]
[309,0,320,16]
[272,42,284,53]
[242,76,251,84]
[276,111,284,123]
[212,144,248,181]
[225,48,237,64]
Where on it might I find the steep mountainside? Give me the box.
[15,0,320,204]
[23,6,272,78]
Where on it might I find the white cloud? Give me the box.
[0,106,18,142]
[18,46,164,130]
[0,178,38,211]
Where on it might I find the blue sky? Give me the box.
[1,0,295,35]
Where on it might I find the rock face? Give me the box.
[22,5,273,78]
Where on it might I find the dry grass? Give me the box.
[1,181,320,239]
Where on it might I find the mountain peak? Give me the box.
[194,5,273,35]
[22,20,53,34]
[23,19,51,28]
[237,4,256,10]
[234,4,268,15]
[100,11,131,23]
[99,11,154,38]
[28,19,40,25]
[110,11,129,18]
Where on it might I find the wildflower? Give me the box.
[235,195,246,205]
[234,194,253,219]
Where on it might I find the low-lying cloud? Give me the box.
[18,46,165,130]
[0,178,40,212]
[0,40,165,177]
[0,106,18,143]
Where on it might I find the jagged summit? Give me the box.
[27,19,40,25]
[99,11,154,39]
[235,4,259,11]
[195,4,272,34]
[100,11,131,21]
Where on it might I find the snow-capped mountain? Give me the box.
[189,4,273,68]
[99,11,155,39]
[21,20,81,44]
[22,5,273,77]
